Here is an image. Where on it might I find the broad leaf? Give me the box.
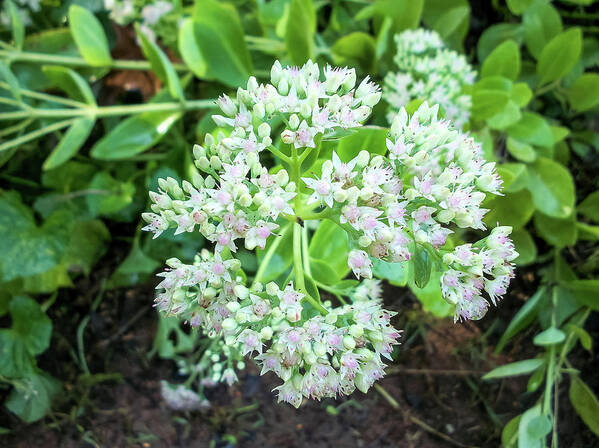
[537,28,582,86]
[68,5,112,66]
[483,358,545,380]
[43,117,95,171]
[527,157,576,218]
[285,0,316,65]
[569,376,599,437]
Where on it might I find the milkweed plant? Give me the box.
[142,60,517,408]
[383,29,476,130]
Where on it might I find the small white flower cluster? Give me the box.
[301,102,515,322]
[442,227,518,322]
[0,0,40,27]
[104,0,173,41]
[160,381,210,412]
[383,29,476,130]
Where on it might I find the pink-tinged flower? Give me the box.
[294,121,317,148]
[348,250,373,279]
[274,380,303,408]
[142,212,169,238]
[386,202,407,227]
[331,151,358,184]
[412,206,436,224]
[302,166,335,208]
[237,329,263,355]
[245,220,279,250]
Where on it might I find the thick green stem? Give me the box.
[293,222,306,293]
[253,224,291,286]
[0,99,216,121]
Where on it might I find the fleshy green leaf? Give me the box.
[372,258,410,286]
[533,327,566,346]
[285,0,316,65]
[409,270,453,318]
[569,376,599,437]
[507,112,554,148]
[477,23,523,62]
[511,229,537,266]
[537,28,582,86]
[507,137,536,162]
[527,157,576,218]
[0,61,21,102]
[533,212,577,247]
[136,24,183,100]
[567,73,599,112]
[41,65,96,105]
[90,110,180,160]
[9,296,52,356]
[483,358,545,380]
[413,244,432,289]
[578,190,599,222]
[7,0,24,50]
[5,372,61,423]
[309,220,349,279]
[522,0,562,59]
[481,40,521,80]
[43,117,95,171]
[331,32,376,73]
[518,405,544,448]
[68,5,112,66]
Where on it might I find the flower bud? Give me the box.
[193,144,206,159]
[258,122,271,138]
[300,102,311,118]
[218,95,236,116]
[271,60,283,84]
[355,150,370,168]
[266,282,280,296]
[343,69,356,91]
[349,325,364,338]
[281,129,295,144]
[275,169,289,186]
[234,285,249,300]
[333,188,347,203]
[358,235,372,247]
[278,77,289,95]
[197,156,211,171]
[260,326,273,340]
[289,114,300,130]
[313,342,327,357]
[247,76,259,92]
[210,155,222,170]
[212,115,230,128]
[343,335,356,350]
[253,102,265,119]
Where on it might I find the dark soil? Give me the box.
[1,244,598,448]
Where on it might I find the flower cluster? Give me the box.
[383,29,476,130]
[160,381,210,412]
[144,60,515,407]
[301,102,516,321]
[441,227,518,322]
[104,0,175,42]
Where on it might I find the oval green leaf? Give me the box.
[68,5,112,66]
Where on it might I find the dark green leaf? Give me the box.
[68,5,112,66]
[562,280,599,310]
[0,61,21,102]
[331,32,376,73]
[409,270,453,318]
[7,0,24,50]
[0,330,34,378]
[9,296,52,356]
[578,190,599,222]
[477,23,523,62]
[286,0,316,65]
[372,258,410,286]
[310,258,342,286]
[5,372,61,423]
[85,172,135,216]
[523,0,562,59]
[511,228,537,266]
[533,212,577,248]
[256,224,293,283]
[413,244,432,289]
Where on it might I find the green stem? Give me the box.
[0,49,188,72]
[0,118,76,152]
[0,99,216,121]
[293,222,306,293]
[266,145,291,163]
[0,80,88,108]
[301,224,311,275]
[314,280,348,305]
[253,224,291,286]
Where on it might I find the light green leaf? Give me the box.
[527,157,576,218]
[533,327,566,346]
[507,0,533,15]
[518,405,544,448]
[136,24,183,100]
[183,0,253,87]
[511,229,537,266]
[5,372,61,423]
[331,32,376,73]
[562,280,599,310]
[409,270,453,318]
[481,40,521,80]
[256,224,293,283]
[498,163,529,193]
[90,110,180,160]
[7,0,24,50]
[412,244,432,289]
[567,73,599,112]
[309,220,349,279]
[533,212,577,247]
[537,28,582,86]
[9,296,52,356]
[487,101,522,130]
[85,172,135,216]
[372,258,410,286]
[578,190,599,222]
[43,117,95,171]
[523,0,562,59]
[484,189,535,230]
[477,23,523,62]
[0,61,21,102]
[286,0,316,65]
[507,137,536,162]
[502,415,521,448]
[570,376,599,437]
[483,359,545,380]
[472,76,512,120]
[322,126,387,162]
[41,65,96,105]
[310,258,341,286]
[432,6,470,41]
[68,5,112,66]
[507,112,554,148]
[511,82,533,107]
